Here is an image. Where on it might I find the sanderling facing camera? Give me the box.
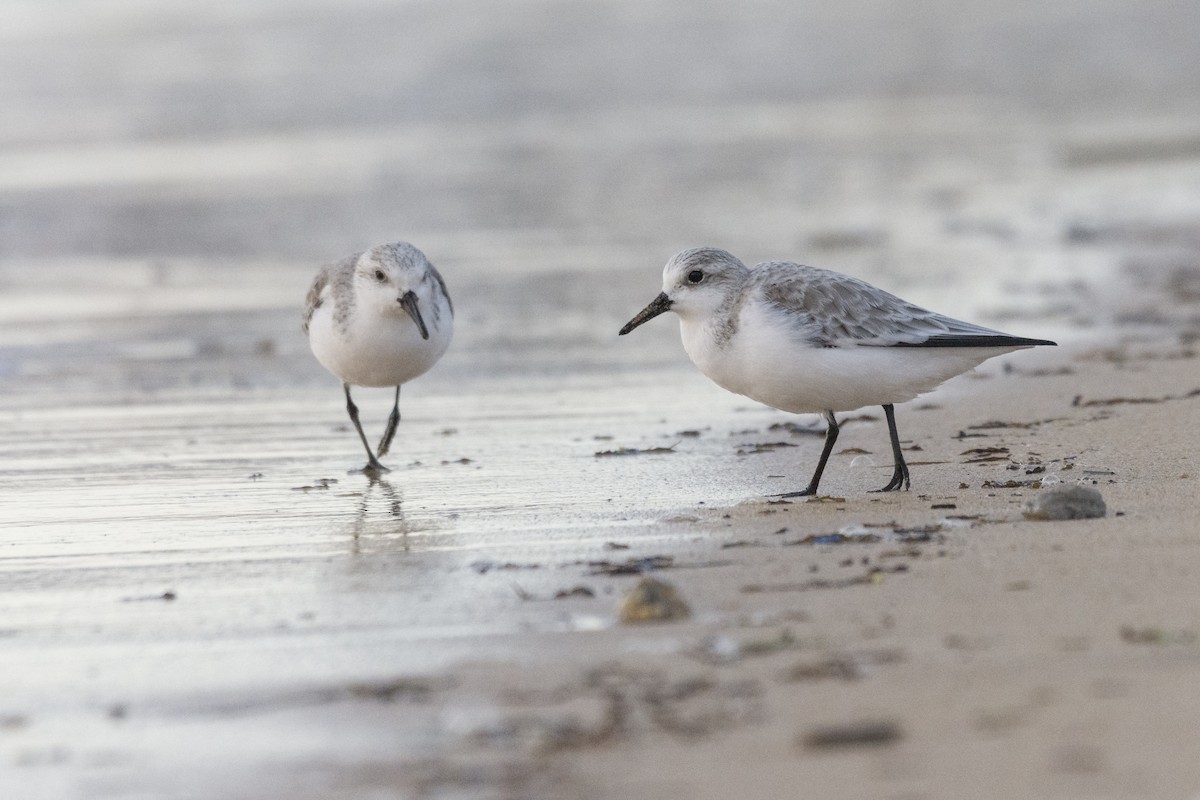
[619,248,1055,497]
[304,241,453,473]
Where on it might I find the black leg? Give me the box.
[776,410,839,498]
[344,383,388,473]
[377,386,401,457]
[874,403,910,492]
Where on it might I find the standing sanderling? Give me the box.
[304,241,453,474]
[619,247,1055,496]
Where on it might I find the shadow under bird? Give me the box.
[619,247,1055,496]
[304,241,453,473]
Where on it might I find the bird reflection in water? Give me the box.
[348,474,413,553]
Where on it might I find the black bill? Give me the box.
[399,290,430,340]
[619,292,673,335]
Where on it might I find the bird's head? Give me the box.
[356,242,432,339]
[619,247,749,334]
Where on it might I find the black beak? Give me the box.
[399,291,429,340]
[619,292,673,335]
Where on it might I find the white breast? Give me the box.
[308,289,453,388]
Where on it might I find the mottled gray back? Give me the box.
[755,262,1007,347]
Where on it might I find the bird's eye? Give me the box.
[374,269,386,282]
[687,269,704,284]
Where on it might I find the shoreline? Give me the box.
[5,335,1200,799]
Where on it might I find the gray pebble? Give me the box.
[1023,485,1107,521]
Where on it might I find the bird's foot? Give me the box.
[351,460,391,477]
[772,485,820,499]
[871,473,910,493]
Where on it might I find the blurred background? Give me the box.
[3,0,1200,404]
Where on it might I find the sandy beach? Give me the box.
[6,313,1200,799]
[3,1,1200,798]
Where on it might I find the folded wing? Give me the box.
[757,263,1055,349]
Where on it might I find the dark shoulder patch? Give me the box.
[428,264,453,314]
[302,270,329,333]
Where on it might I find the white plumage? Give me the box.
[304,241,453,473]
[620,247,1055,496]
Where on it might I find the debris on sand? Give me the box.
[742,564,908,594]
[291,478,338,492]
[961,446,1010,463]
[618,578,691,624]
[554,586,596,600]
[594,443,678,457]
[587,555,674,575]
[1072,394,1167,407]
[781,657,861,682]
[967,418,1064,430]
[1119,625,1197,645]
[983,478,1042,489]
[767,421,823,436]
[470,560,540,575]
[347,678,436,703]
[121,590,176,603]
[800,720,903,750]
[736,441,797,455]
[1023,485,1107,520]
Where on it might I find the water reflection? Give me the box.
[348,475,413,553]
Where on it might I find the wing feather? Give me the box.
[302,253,359,334]
[302,266,331,334]
[757,262,1052,348]
[426,263,454,315]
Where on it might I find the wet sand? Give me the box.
[6,335,1200,799]
[4,1,1200,798]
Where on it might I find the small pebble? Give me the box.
[1023,485,1106,521]
[617,577,691,624]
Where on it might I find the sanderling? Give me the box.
[304,241,453,473]
[619,247,1055,496]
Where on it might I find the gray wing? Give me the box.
[302,253,359,334]
[301,267,330,334]
[758,263,1052,348]
[426,263,453,315]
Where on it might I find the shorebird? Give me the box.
[304,241,453,473]
[620,247,1055,496]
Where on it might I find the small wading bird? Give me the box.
[619,247,1055,496]
[304,241,453,473]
